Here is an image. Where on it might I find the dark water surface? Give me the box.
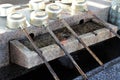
[0,37,120,80]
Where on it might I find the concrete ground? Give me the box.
[74,57,120,80]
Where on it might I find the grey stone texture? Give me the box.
[10,21,117,68]
[0,0,113,68]
[74,57,120,80]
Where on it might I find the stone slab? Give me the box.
[0,0,112,68]
[10,21,117,68]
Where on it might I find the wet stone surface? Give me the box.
[20,21,104,50]
[0,37,120,80]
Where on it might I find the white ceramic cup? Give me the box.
[30,10,48,26]
[0,4,13,17]
[46,3,62,20]
[7,12,27,29]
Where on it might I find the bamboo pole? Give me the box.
[45,25,88,80]
[88,10,120,39]
[20,25,60,80]
[59,18,103,66]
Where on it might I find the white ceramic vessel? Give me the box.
[7,13,27,29]
[30,11,48,26]
[29,0,45,10]
[71,0,87,15]
[46,3,62,20]
[0,4,13,17]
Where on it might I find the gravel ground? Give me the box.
[74,57,120,80]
